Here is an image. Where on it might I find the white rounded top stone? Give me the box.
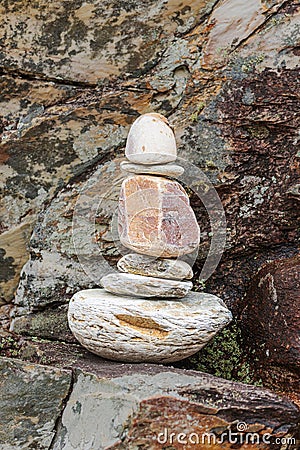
[125,113,177,165]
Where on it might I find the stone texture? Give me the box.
[0,303,12,330]
[117,253,193,280]
[0,342,299,449]
[68,289,231,363]
[9,159,124,338]
[120,161,184,177]
[101,273,193,298]
[0,1,213,84]
[0,0,298,371]
[0,220,34,304]
[0,356,72,449]
[240,255,300,393]
[55,369,300,450]
[201,0,286,70]
[5,340,295,450]
[118,175,200,257]
[125,113,177,164]
[11,306,74,343]
[197,65,300,313]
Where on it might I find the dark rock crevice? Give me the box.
[0,67,99,89]
[48,368,76,450]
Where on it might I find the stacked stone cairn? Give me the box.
[68,113,232,363]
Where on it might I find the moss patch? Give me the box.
[12,306,74,343]
[175,320,261,386]
[0,335,22,358]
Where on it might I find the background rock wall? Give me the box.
[0,0,299,388]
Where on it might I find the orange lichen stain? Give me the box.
[148,112,169,125]
[15,415,39,425]
[116,314,169,338]
[0,147,10,164]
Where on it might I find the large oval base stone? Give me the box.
[68,289,232,363]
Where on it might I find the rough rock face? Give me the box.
[118,175,200,257]
[101,273,193,298]
[68,289,231,362]
[120,161,184,177]
[0,0,298,354]
[0,1,214,84]
[0,220,33,304]
[9,159,125,339]
[0,351,299,449]
[240,255,300,393]
[0,357,72,449]
[117,253,193,280]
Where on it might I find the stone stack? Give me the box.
[68,113,232,363]
[101,113,199,298]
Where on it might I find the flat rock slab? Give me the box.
[118,175,200,257]
[117,253,193,280]
[101,272,193,298]
[55,369,300,450]
[68,289,232,363]
[0,348,299,450]
[120,161,184,177]
[0,357,72,449]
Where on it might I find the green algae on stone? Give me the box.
[176,321,260,386]
[12,306,75,343]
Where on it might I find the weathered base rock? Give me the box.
[0,343,299,449]
[101,272,193,298]
[68,288,232,363]
[0,340,299,450]
[0,304,12,330]
[10,305,75,343]
[117,253,193,280]
[0,357,71,449]
[120,161,184,177]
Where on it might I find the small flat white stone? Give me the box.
[101,272,192,298]
[68,289,232,363]
[117,253,193,280]
[120,161,184,178]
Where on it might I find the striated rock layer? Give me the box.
[118,175,200,257]
[101,273,192,298]
[120,161,184,178]
[68,289,232,363]
[241,255,300,393]
[1,354,299,449]
[117,253,193,280]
